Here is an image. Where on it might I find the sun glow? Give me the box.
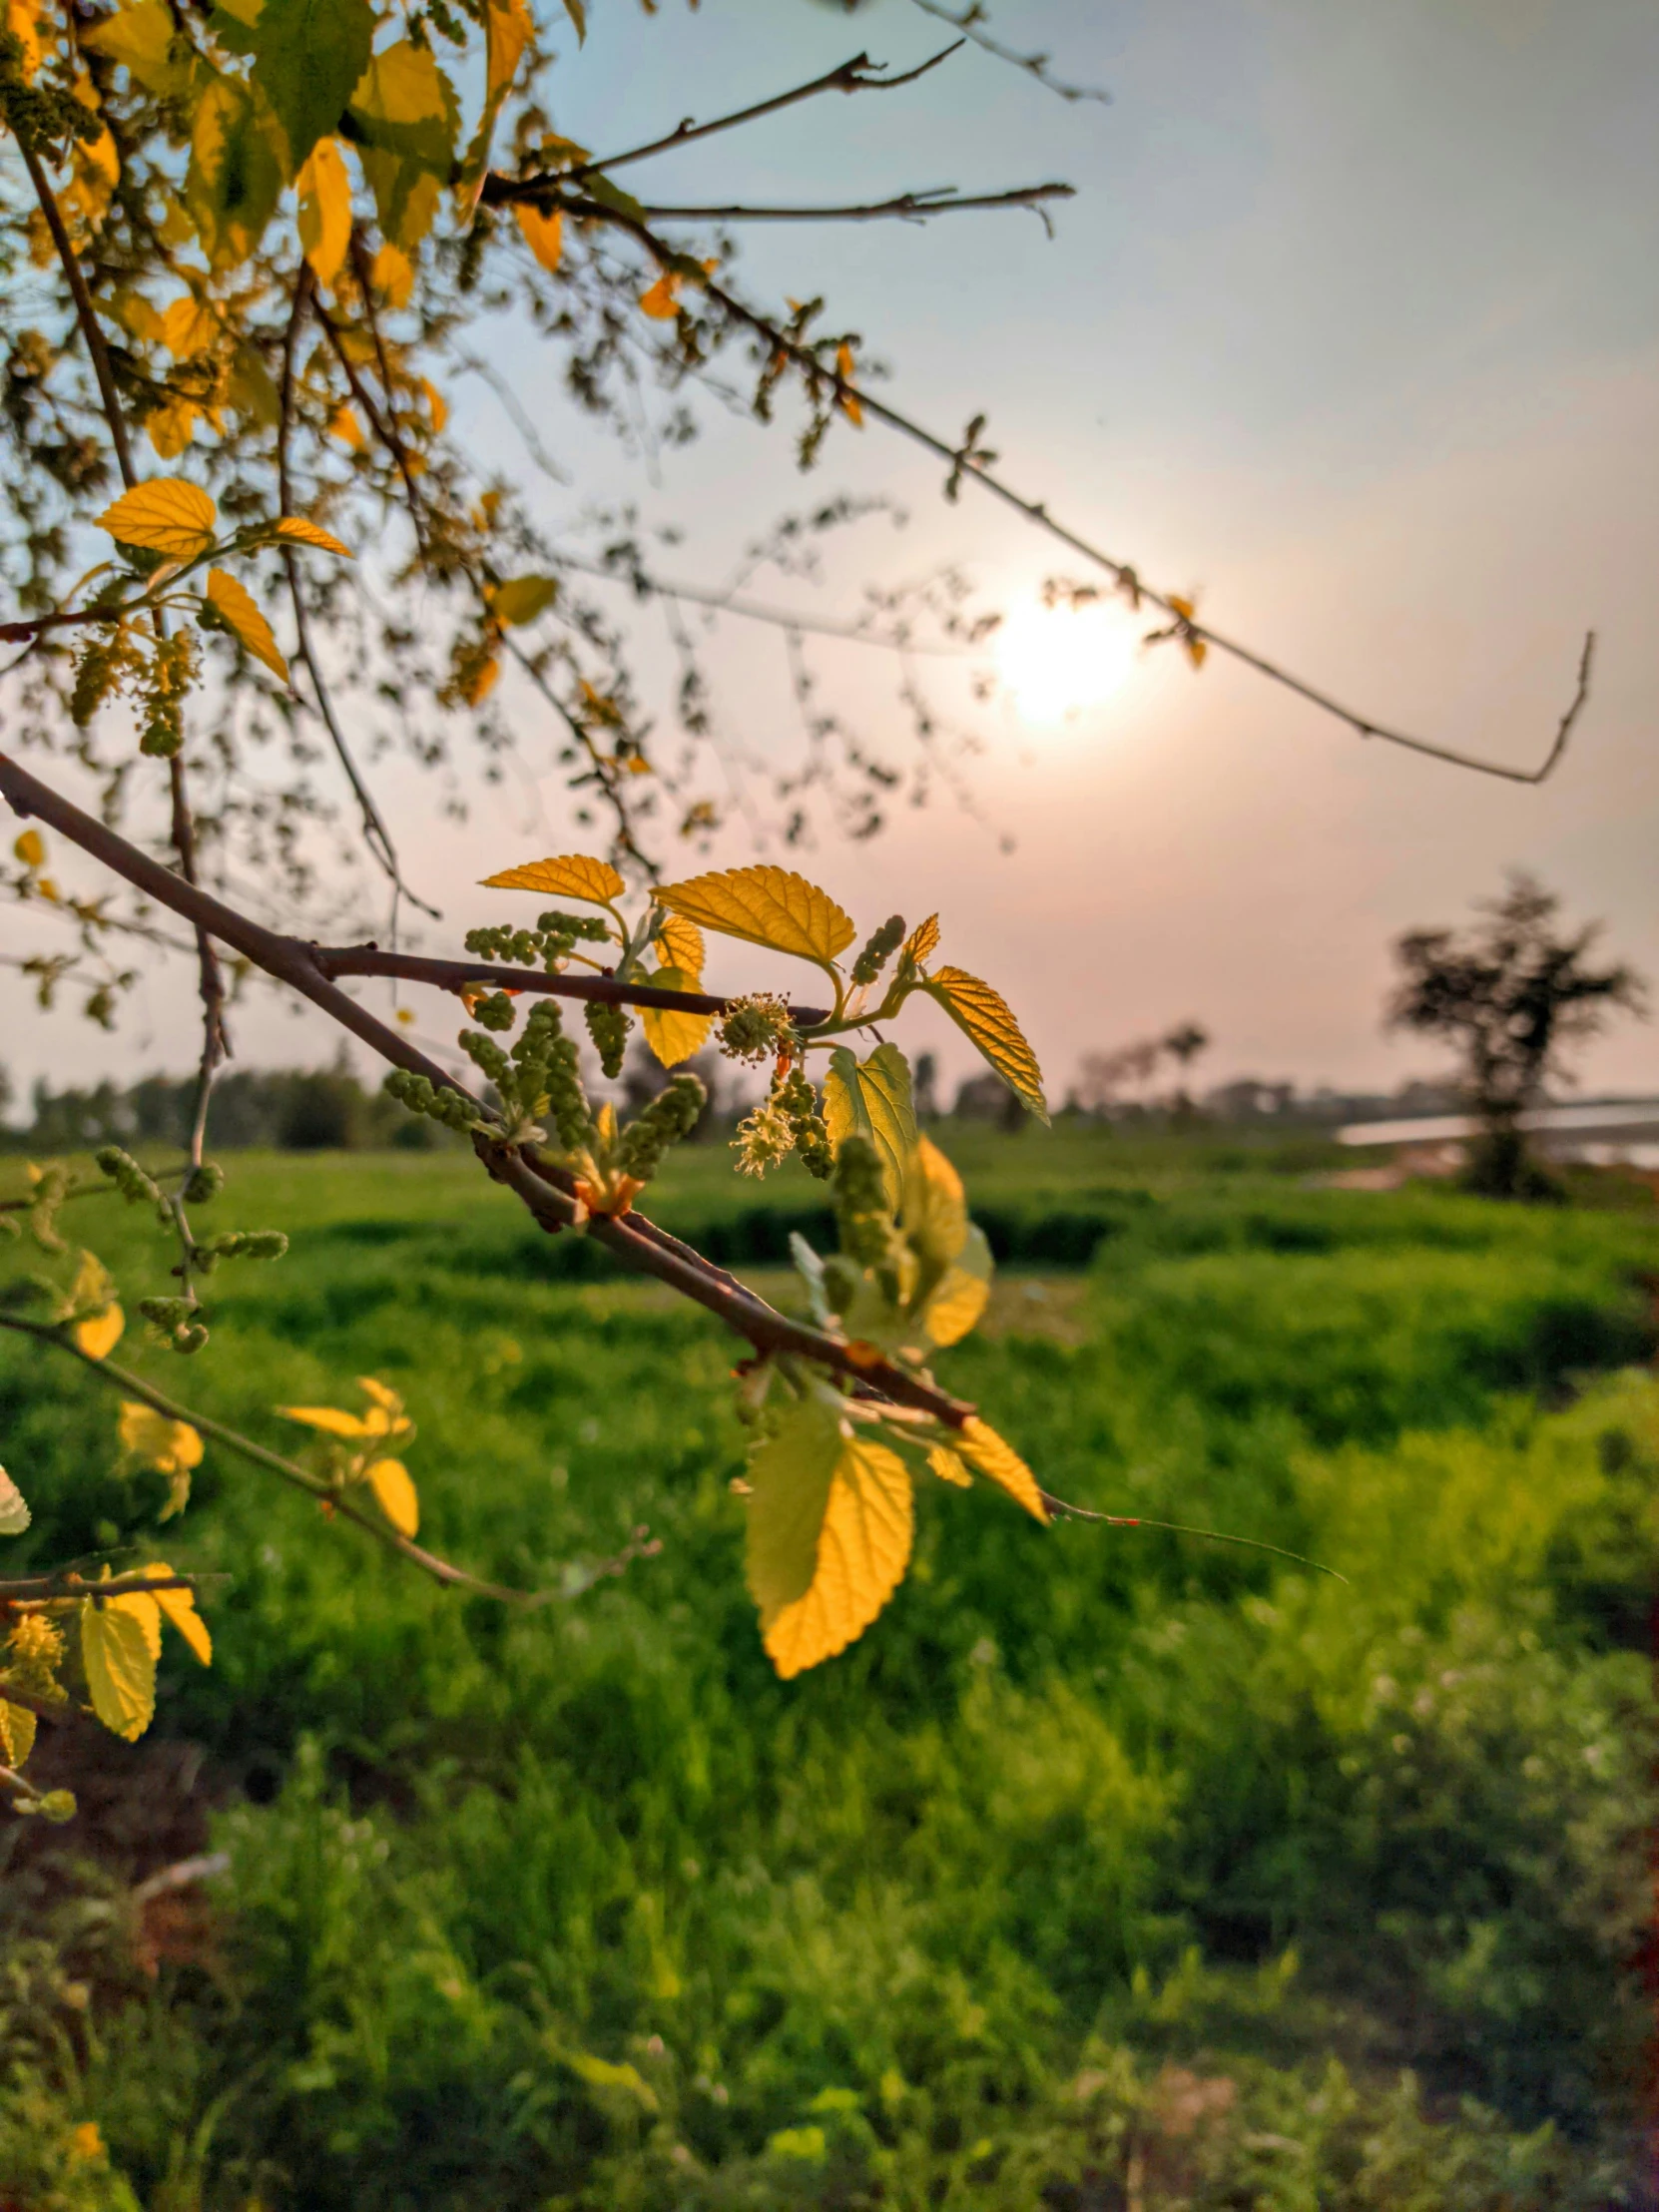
[994,599,1139,726]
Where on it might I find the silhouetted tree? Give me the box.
[1387,873,1645,1198]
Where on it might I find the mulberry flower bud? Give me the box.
[584,999,631,1079]
[850,914,905,988]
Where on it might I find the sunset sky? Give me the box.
[8,0,1658,1110]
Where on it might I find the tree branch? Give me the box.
[0,749,976,1430]
[562,45,967,184]
[524,191,1595,788]
[308,943,831,1027]
[612,183,1074,225]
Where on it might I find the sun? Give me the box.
[994,597,1139,726]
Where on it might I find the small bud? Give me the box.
[850,915,905,988]
[183,1162,224,1205]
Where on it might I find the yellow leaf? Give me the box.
[296,136,352,286]
[514,202,564,274]
[654,911,704,977]
[918,1223,992,1348]
[327,403,365,450]
[74,1304,125,1361]
[366,1456,419,1536]
[118,1402,204,1477]
[161,294,216,360]
[203,568,289,682]
[481,852,626,907]
[96,477,217,561]
[952,1416,1048,1523]
[922,966,1047,1121]
[4,0,47,81]
[370,241,415,307]
[823,1044,915,1210]
[485,0,534,108]
[764,1429,913,1680]
[1167,594,1195,620]
[417,376,447,432]
[638,272,680,319]
[146,396,200,459]
[141,1564,212,1665]
[488,574,558,627]
[834,340,862,427]
[276,1403,374,1438]
[82,0,190,97]
[0,1464,30,1535]
[0,1697,35,1768]
[745,1398,848,1625]
[274,515,352,557]
[900,913,940,968]
[926,1444,972,1487]
[902,1134,967,1273]
[639,965,714,1068]
[1185,635,1208,670]
[13,829,45,869]
[355,1376,403,1416]
[81,1589,160,1741]
[653,864,855,971]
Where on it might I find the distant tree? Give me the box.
[1073,1022,1212,1119]
[912,1051,940,1121]
[1387,873,1646,1198]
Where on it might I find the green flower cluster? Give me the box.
[138,632,199,760]
[718,992,794,1065]
[616,1073,708,1181]
[832,1135,893,1268]
[850,913,906,987]
[463,909,611,969]
[732,1063,832,1180]
[95,1145,163,1212]
[383,1068,480,1135]
[584,999,630,1079]
[135,1297,209,1356]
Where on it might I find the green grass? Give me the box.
[1,1132,1654,2209]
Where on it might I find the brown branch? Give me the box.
[0,599,151,644]
[308,942,831,1027]
[519,191,1593,788]
[345,229,428,544]
[613,183,1074,225]
[0,749,975,1430]
[0,1571,200,1599]
[19,141,139,488]
[564,45,966,184]
[22,141,230,1182]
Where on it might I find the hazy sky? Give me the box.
[8,0,1658,1108]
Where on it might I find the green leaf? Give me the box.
[0,1466,29,1537]
[247,0,373,178]
[489,574,559,627]
[745,1397,842,1629]
[348,39,460,171]
[183,74,286,266]
[347,39,458,253]
[823,1043,916,1210]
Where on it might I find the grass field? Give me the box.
[2,1128,1654,2209]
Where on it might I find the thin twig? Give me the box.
[0,1315,583,1607]
[498,189,1596,789]
[1038,1489,1349,1582]
[277,261,438,923]
[904,0,1111,105]
[617,183,1073,225]
[346,229,428,546]
[563,45,967,183]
